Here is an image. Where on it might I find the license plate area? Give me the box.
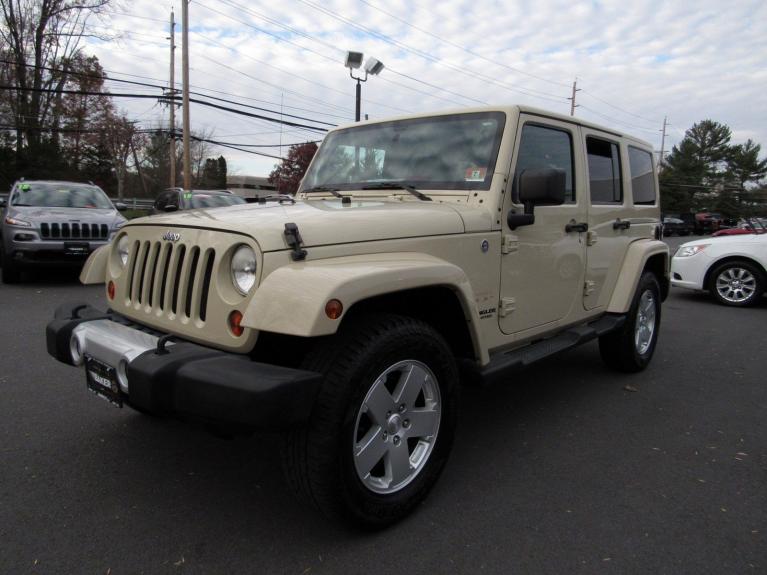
[85,356,123,407]
[64,241,90,255]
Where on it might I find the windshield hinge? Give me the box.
[501,234,518,254]
[284,223,307,261]
[587,230,598,246]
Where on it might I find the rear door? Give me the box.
[581,130,633,310]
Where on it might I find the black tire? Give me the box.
[599,272,661,373]
[1,250,20,284]
[283,313,459,529]
[707,260,765,307]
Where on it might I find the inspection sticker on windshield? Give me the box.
[465,167,487,181]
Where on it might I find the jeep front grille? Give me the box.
[126,240,215,322]
[40,222,109,239]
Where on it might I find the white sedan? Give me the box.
[671,234,767,306]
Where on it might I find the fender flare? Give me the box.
[242,252,487,362]
[607,239,669,313]
[79,244,109,284]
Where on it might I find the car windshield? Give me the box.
[189,194,246,209]
[300,112,506,192]
[11,182,113,209]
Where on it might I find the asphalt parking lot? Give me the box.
[1,236,765,574]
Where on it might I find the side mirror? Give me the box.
[508,168,566,230]
[0,197,6,207]
[163,203,179,212]
[114,202,127,211]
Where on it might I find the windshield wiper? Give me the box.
[302,186,343,198]
[361,182,432,201]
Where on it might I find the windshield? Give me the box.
[11,182,113,209]
[189,194,246,209]
[301,112,506,192]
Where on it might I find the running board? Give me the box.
[468,314,626,386]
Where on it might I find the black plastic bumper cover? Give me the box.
[46,302,323,430]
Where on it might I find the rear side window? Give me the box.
[586,137,622,204]
[629,147,656,205]
[514,124,575,203]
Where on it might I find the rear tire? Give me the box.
[283,313,459,529]
[599,271,661,373]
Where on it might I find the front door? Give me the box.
[499,115,587,336]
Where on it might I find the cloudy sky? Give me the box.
[82,0,767,177]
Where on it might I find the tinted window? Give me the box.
[629,147,656,204]
[11,183,112,209]
[514,124,575,203]
[154,191,176,211]
[587,137,622,204]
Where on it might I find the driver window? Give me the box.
[513,124,574,203]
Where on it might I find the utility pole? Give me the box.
[181,0,191,191]
[168,9,176,188]
[568,79,580,116]
[659,116,668,168]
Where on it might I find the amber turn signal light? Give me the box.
[228,310,244,336]
[107,281,115,300]
[325,299,343,320]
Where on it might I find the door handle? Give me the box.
[613,219,631,230]
[565,221,589,233]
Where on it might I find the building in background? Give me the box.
[226,176,277,199]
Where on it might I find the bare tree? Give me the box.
[100,109,137,201]
[0,0,111,159]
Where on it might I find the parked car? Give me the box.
[694,211,723,234]
[712,218,766,236]
[150,188,246,214]
[47,105,669,528]
[1,180,127,283]
[662,216,693,236]
[671,234,767,306]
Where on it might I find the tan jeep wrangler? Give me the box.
[46,105,669,528]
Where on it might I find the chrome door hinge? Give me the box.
[587,230,598,246]
[502,234,519,254]
[499,297,516,317]
[583,280,596,296]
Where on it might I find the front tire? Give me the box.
[283,314,459,529]
[599,271,661,372]
[708,260,764,307]
[1,250,20,284]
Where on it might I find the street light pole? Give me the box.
[345,52,384,122]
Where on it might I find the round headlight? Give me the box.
[117,235,130,268]
[230,244,257,295]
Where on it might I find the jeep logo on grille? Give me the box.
[162,231,181,242]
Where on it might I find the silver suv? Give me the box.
[1,180,127,283]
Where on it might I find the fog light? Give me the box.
[14,233,34,241]
[228,310,244,337]
[70,334,83,366]
[107,280,115,300]
[325,299,343,319]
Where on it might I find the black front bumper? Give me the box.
[46,303,323,430]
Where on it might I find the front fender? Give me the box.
[607,239,669,313]
[242,252,486,358]
[79,244,109,284]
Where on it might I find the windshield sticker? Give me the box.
[465,167,487,182]
[183,193,193,199]
[20,183,30,191]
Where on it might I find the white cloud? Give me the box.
[82,0,767,176]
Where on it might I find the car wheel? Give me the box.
[708,260,764,307]
[599,271,661,373]
[283,313,459,529]
[1,250,20,284]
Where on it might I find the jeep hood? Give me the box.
[133,199,478,251]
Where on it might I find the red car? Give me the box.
[712,218,766,237]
